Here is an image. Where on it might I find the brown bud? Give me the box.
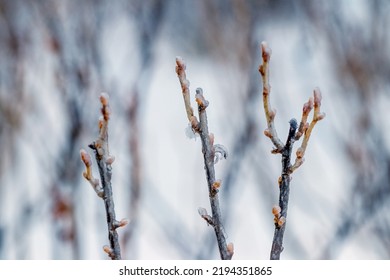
[272,205,281,216]
[212,179,221,190]
[80,149,92,167]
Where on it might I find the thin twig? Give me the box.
[259,42,284,153]
[80,93,127,260]
[176,58,233,260]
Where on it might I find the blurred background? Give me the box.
[0,0,390,260]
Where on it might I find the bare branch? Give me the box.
[176,57,200,132]
[80,93,125,260]
[176,60,233,260]
[270,119,297,260]
[259,42,325,260]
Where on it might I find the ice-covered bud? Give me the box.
[195,88,209,109]
[261,41,272,62]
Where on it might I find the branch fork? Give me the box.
[259,42,325,260]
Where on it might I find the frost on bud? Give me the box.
[227,242,234,256]
[214,144,228,164]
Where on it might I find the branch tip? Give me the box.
[195,88,209,109]
[260,41,272,62]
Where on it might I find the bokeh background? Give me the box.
[1,0,389,260]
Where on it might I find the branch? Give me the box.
[80,93,127,260]
[175,58,233,260]
[270,119,297,260]
[259,42,284,153]
[259,42,325,260]
[290,88,326,173]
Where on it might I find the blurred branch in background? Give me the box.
[122,0,165,259]
[297,0,390,259]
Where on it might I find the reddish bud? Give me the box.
[100,92,110,106]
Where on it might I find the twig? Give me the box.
[80,93,127,260]
[176,57,233,260]
[259,42,284,153]
[270,119,297,260]
[259,42,325,260]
